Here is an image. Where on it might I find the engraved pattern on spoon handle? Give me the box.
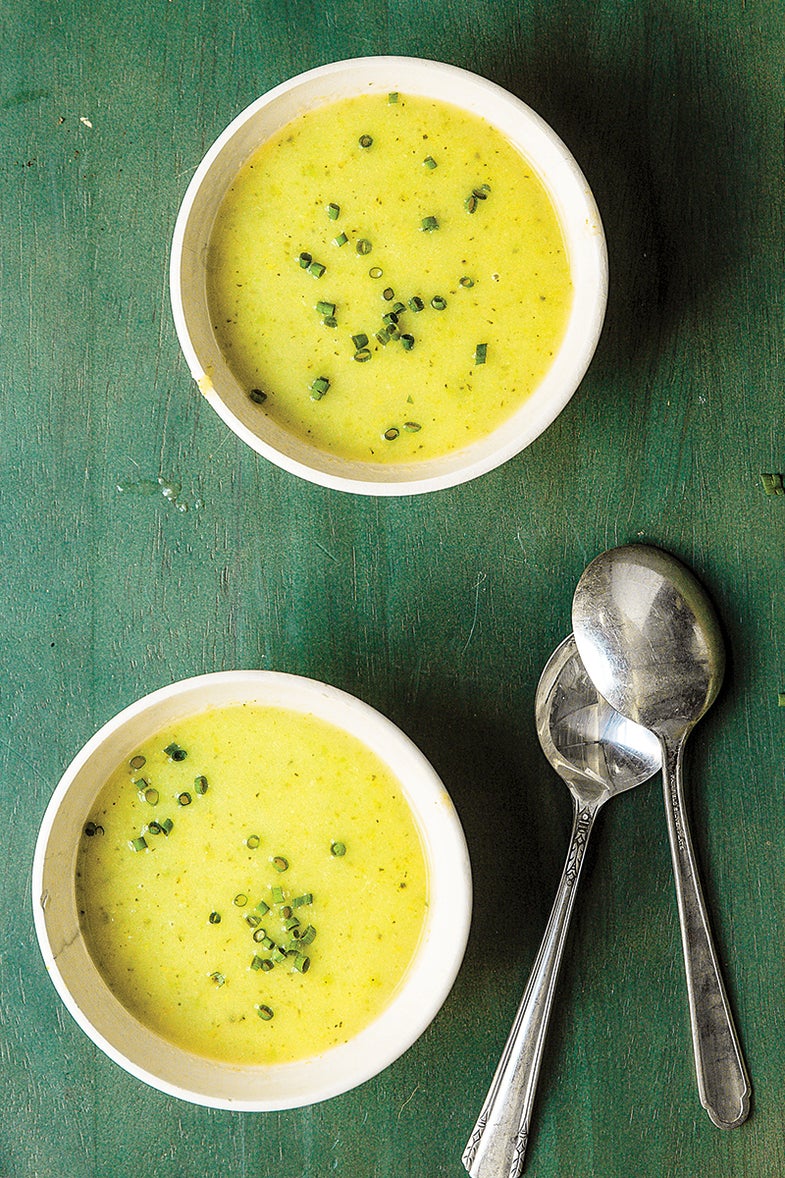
[660,737,751,1129]
[462,804,597,1178]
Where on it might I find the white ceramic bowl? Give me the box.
[32,671,472,1110]
[170,55,608,495]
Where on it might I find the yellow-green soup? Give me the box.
[76,705,428,1065]
[206,91,572,463]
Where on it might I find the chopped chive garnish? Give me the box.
[423,155,437,169]
[391,301,406,315]
[310,376,330,400]
[352,332,369,350]
[177,791,192,806]
[292,953,311,974]
[83,821,103,837]
[388,91,399,103]
[316,300,336,317]
[256,898,270,915]
[326,202,340,220]
[233,893,248,907]
[245,913,262,929]
[208,911,221,924]
[356,238,372,255]
[465,194,478,213]
[260,958,274,972]
[333,232,349,247]
[271,946,288,963]
[331,840,347,856]
[271,885,285,904]
[308,260,326,278]
[164,742,187,761]
[760,472,784,495]
[256,1004,274,1020]
[354,348,372,362]
[272,856,289,873]
[375,328,390,346]
[250,954,264,971]
[474,342,488,365]
[382,287,394,301]
[293,893,313,908]
[287,936,302,950]
[420,215,439,232]
[431,295,447,310]
[280,904,293,919]
[323,315,338,328]
[297,251,312,268]
[159,818,173,835]
[147,820,162,835]
[209,971,226,987]
[358,134,373,148]
[473,185,489,198]
[300,924,317,945]
[459,275,475,288]
[129,836,147,852]
[194,775,208,794]
[141,787,159,805]
[129,755,146,770]
[401,334,415,350]
[284,915,300,931]
[408,296,424,312]
[382,311,399,326]
[369,266,383,279]
[384,427,400,440]
[246,834,260,849]
[249,387,267,404]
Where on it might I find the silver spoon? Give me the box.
[571,543,751,1129]
[462,634,660,1178]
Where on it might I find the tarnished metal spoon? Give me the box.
[572,543,751,1129]
[462,634,660,1178]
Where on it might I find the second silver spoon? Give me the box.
[462,634,660,1178]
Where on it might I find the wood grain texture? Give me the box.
[1,0,783,1174]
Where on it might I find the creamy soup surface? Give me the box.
[76,704,428,1065]
[206,91,573,463]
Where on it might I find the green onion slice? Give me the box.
[297,251,312,268]
[129,836,147,852]
[408,296,424,312]
[474,342,488,365]
[293,893,313,908]
[164,742,187,761]
[308,260,326,278]
[369,266,383,279]
[352,332,369,349]
[401,334,415,350]
[194,775,208,794]
[129,755,146,770]
[208,911,221,924]
[316,300,336,317]
[423,155,437,169]
[271,885,285,904]
[256,1004,274,1020]
[300,925,317,945]
[459,276,475,288]
[431,295,447,310]
[246,834,260,849]
[326,202,340,220]
[292,953,311,974]
[331,840,347,856]
[233,893,248,907]
[310,376,330,400]
[358,134,373,148]
[177,791,192,806]
[272,856,289,873]
[404,421,422,432]
[249,388,267,404]
[382,287,394,301]
[356,238,372,255]
[420,215,439,232]
[388,91,399,103]
[255,898,270,915]
[83,821,103,837]
[333,232,348,247]
[354,348,372,363]
[209,971,226,987]
[160,818,173,835]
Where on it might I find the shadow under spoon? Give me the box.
[462,633,660,1178]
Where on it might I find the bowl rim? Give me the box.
[170,54,608,495]
[32,670,472,1110]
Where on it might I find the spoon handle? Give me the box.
[660,737,751,1128]
[462,803,597,1178]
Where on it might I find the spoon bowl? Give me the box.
[572,543,751,1130]
[463,635,659,1178]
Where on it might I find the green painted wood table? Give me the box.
[2,2,783,1175]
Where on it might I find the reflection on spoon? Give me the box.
[462,635,660,1178]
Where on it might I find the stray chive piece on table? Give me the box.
[760,472,784,495]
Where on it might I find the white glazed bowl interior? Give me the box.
[170,55,608,495]
[32,671,472,1110]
